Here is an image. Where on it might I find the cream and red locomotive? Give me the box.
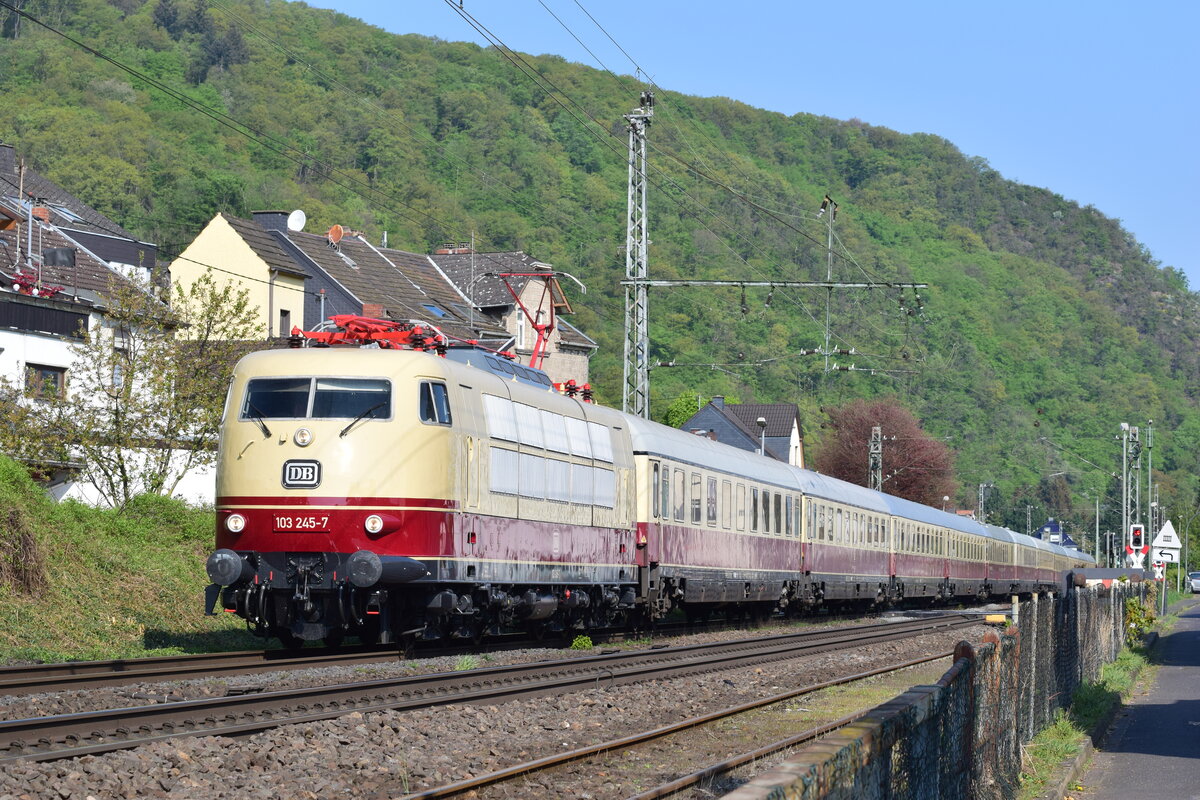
[206,317,1092,646]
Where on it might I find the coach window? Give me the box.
[419,382,452,425]
[785,496,793,537]
[762,490,771,534]
[691,473,702,523]
[661,465,671,519]
[707,477,718,525]
[750,488,759,532]
[721,480,732,528]
[652,463,661,519]
[736,484,746,531]
[774,493,783,535]
[673,469,686,521]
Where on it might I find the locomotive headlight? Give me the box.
[293,427,313,447]
[364,514,385,534]
[225,513,246,533]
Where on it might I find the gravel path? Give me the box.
[0,619,992,799]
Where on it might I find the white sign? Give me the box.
[1151,520,1182,552]
[1156,549,1178,563]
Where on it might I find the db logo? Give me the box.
[282,460,321,489]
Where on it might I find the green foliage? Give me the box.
[0,0,1198,530]
[569,634,593,650]
[453,654,480,671]
[0,272,261,508]
[0,455,252,662]
[1124,595,1155,643]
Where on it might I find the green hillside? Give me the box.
[1,0,1197,537]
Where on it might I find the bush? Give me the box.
[570,635,593,650]
[0,456,48,595]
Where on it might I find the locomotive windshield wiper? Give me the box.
[245,402,272,438]
[340,401,387,438]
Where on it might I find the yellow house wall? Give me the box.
[168,215,306,338]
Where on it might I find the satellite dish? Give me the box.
[327,224,344,244]
[286,209,306,232]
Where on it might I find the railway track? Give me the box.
[0,611,881,696]
[0,614,976,765]
[399,651,956,799]
[0,644,405,697]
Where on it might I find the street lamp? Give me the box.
[756,417,766,457]
[942,496,949,512]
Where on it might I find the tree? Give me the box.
[152,0,180,37]
[812,398,958,507]
[0,273,263,507]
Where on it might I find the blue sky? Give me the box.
[318,1,1198,289]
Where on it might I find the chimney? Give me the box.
[362,303,384,319]
[712,396,725,408]
[32,206,49,222]
[434,242,474,255]
[252,210,290,232]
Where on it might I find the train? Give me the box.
[205,318,1094,646]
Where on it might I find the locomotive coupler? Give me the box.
[292,564,316,616]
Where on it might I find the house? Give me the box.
[682,396,805,467]
[169,213,596,386]
[428,247,597,386]
[0,142,214,505]
[0,141,154,415]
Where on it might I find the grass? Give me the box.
[0,455,256,663]
[1016,637,1154,799]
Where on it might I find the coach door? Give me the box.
[643,459,667,567]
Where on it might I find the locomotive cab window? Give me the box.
[242,377,391,420]
[419,382,452,425]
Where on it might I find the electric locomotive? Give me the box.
[207,326,641,646]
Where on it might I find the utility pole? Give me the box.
[869,426,882,491]
[1146,419,1153,534]
[820,195,836,374]
[978,482,994,525]
[622,91,653,418]
[1120,423,1129,559]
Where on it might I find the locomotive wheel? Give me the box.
[323,629,345,649]
[276,629,304,651]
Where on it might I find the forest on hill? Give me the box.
[1,0,1198,536]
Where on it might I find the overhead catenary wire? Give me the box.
[4,0,914,380]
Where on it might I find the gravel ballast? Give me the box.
[0,619,992,799]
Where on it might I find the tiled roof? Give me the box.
[430,251,595,350]
[222,214,309,279]
[0,197,139,307]
[282,231,509,345]
[726,403,802,438]
[0,143,142,242]
[429,251,543,307]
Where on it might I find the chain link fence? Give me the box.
[725,579,1144,800]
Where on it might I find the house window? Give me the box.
[25,364,66,399]
[279,309,291,336]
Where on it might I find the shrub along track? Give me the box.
[0,615,976,765]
